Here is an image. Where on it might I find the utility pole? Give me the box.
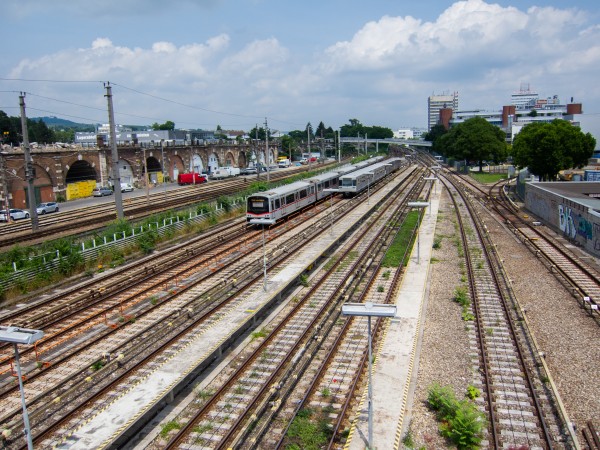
[19,93,39,231]
[104,82,124,220]
[265,118,270,183]
[143,146,149,205]
[338,129,341,163]
[307,124,311,171]
[0,152,10,221]
[255,125,260,181]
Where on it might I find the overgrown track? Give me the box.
[451,171,600,324]
[440,171,575,449]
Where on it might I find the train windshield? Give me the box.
[341,178,356,187]
[247,196,269,213]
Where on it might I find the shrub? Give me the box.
[453,286,470,307]
[427,383,486,449]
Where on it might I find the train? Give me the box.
[246,157,403,224]
[337,158,403,196]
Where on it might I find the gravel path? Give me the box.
[407,184,600,449]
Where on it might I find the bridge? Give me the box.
[339,137,431,148]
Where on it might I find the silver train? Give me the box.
[337,158,403,196]
[246,157,402,223]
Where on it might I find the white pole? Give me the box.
[262,225,267,291]
[14,344,34,450]
[367,316,373,450]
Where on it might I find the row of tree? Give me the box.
[0,110,65,146]
[424,116,595,180]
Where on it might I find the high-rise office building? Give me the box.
[428,92,459,130]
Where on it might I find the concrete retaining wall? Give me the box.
[524,182,600,258]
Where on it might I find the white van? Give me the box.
[121,183,134,192]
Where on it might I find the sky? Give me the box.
[1,0,600,140]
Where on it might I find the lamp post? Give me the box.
[423,177,437,214]
[249,218,276,291]
[407,201,428,264]
[0,326,44,450]
[341,302,396,450]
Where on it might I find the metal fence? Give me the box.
[0,200,240,292]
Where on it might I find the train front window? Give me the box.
[341,178,354,187]
[247,197,269,213]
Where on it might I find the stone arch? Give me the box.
[223,151,236,167]
[8,163,55,208]
[146,156,163,183]
[114,158,135,186]
[65,160,96,184]
[191,153,205,173]
[237,151,248,168]
[171,154,185,180]
[207,152,220,174]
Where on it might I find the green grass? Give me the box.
[469,172,507,183]
[382,210,419,267]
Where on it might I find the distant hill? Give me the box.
[33,117,150,133]
[32,116,96,131]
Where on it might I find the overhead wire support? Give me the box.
[104,82,124,220]
[18,92,39,231]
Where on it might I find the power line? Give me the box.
[1,78,310,130]
[0,77,103,84]
[111,82,266,120]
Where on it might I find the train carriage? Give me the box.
[247,157,402,223]
[338,160,400,196]
[247,180,316,223]
[305,171,341,200]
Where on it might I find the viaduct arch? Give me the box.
[0,142,277,207]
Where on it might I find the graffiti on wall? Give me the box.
[577,214,593,240]
[595,223,600,251]
[558,205,577,239]
[559,204,595,241]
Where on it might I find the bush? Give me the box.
[453,286,470,307]
[427,383,486,449]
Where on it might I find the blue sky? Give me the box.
[1,0,599,140]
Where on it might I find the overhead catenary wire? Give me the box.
[0,77,309,130]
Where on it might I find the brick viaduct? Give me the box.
[0,141,279,208]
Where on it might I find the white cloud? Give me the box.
[3,0,600,132]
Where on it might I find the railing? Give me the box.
[0,201,240,291]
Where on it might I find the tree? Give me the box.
[29,119,53,143]
[438,117,506,169]
[340,118,364,138]
[512,119,596,180]
[423,124,448,154]
[151,120,175,130]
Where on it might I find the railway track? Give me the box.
[150,165,424,449]
[448,170,600,322]
[0,165,418,449]
[0,164,322,249]
[440,171,574,449]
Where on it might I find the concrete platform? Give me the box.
[347,185,440,450]
[50,172,409,449]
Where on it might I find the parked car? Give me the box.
[92,186,113,197]
[0,208,30,222]
[240,167,257,175]
[120,183,134,192]
[36,202,59,214]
